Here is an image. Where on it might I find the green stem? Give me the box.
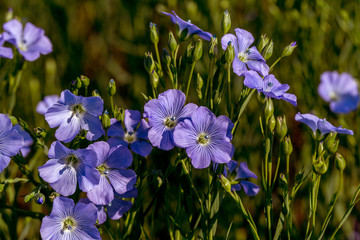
[154,43,162,72]
[306,172,321,239]
[269,57,283,72]
[185,62,196,99]
[8,61,27,115]
[232,89,256,135]
[0,205,44,219]
[110,96,114,117]
[227,63,232,118]
[204,60,214,106]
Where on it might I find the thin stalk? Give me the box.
[8,62,27,115]
[0,205,44,219]
[227,63,232,118]
[204,60,214,106]
[269,57,283,72]
[110,96,115,117]
[154,43,162,72]
[185,62,196,99]
[232,89,256,135]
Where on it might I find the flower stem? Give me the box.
[185,62,196,99]
[232,89,256,135]
[204,60,214,106]
[227,63,232,118]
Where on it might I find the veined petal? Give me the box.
[108,120,126,138]
[81,113,104,141]
[74,200,99,226]
[190,106,214,133]
[124,109,141,132]
[45,103,72,128]
[50,166,77,196]
[87,141,110,166]
[0,127,23,157]
[107,146,133,169]
[221,33,239,53]
[130,141,152,157]
[55,114,81,143]
[107,199,133,220]
[234,28,254,52]
[77,164,100,192]
[240,181,260,196]
[244,70,263,90]
[3,19,22,45]
[236,162,257,180]
[187,145,211,169]
[173,119,197,148]
[246,60,269,77]
[107,169,136,194]
[295,113,319,134]
[232,58,247,77]
[209,141,232,164]
[82,96,104,116]
[0,154,11,173]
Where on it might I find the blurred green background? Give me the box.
[1,0,360,239]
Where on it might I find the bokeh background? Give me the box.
[1,0,360,239]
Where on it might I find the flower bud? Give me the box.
[279,173,287,187]
[168,31,178,54]
[149,22,159,44]
[318,141,324,155]
[114,107,124,122]
[225,41,235,63]
[178,27,189,42]
[258,34,269,53]
[34,193,45,205]
[192,39,203,62]
[24,192,35,202]
[101,110,111,129]
[221,10,231,34]
[264,98,274,122]
[74,77,82,89]
[209,36,218,59]
[196,73,203,100]
[324,132,338,154]
[92,89,100,97]
[313,156,328,175]
[162,48,171,66]
[186,42,195,61]
[275,115,288,140]
[144,52,155,74]
[49,192,60,202]
[282,136,293,156]
[80,75,90,87]
[268,115,276,132]
[281,41,297,58]
[9,116,18,125]
[34,127,47,139]
[262,41,273,61]
[335,153,346,171]
[5,8,13,22]
[150,71,159,89]
[107,79,116,96]
[219,174,232,193]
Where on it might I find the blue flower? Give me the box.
[0,114,23,173]
[173,106,234,169]
[45,90,104,143]
[36,94,59,115]
[86,141,136,205]
[3,19,52,61]
[221,28,269,77]
[144,89,198,150]
[0,33,13,59]
[161,11,213,41]
[318,71,359,113]
[13,125,33,157]
[295,112,353,136]
[108,110,152,157]
[224,160,260,196]
[40,196,100,239]
[244,70,297,106]
[38,141,100,196]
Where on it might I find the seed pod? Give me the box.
[192,39,203,62]
[275,115,288,140]
[258,34,269,53]
[219,174,232,193]
[335,153,346,171]
[80,75,90,88]
[262,41,274,61]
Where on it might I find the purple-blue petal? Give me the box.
[236,162,257,180]
[240,181,260,196]
[130,140,152,157]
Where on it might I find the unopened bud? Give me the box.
[168,32,178,54]
[279,173,287,186]
[5,8,13,22]
[34,127,47,139]
[275,115,288,140]
[9,116,18,125]
[335,153,346,171]
[219,174,232,193]
[192,39,203,62]
[80,75,90,87]
[34,193,45,205]
[268,115,276,132]
[281,41,297,58]
[264,98,274,122]
[74,77,82,89]
[258,34,270,53]
[282,136,293,156]
[162,48,171,66]
[92,89,100,97]
[324,132,338,154]
[149,22,159,44]
[107,79,116,96]
[144,52,155,74]
[150,71,159,89]
[221,10,231,34]
[225,41,235,63]
[49,192,60,202]
[209,36,218,59]
[101,110,111,129]
[114,107,124,122]
[313,156,328,175]
[262,41,273,61]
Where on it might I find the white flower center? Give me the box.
[238,49,251,62]
[163,116,177,129]
[18,39,28,51]
[196,132,210,146]
[71,104,86,118]
[61,216,77,233]
[124,131,136,143]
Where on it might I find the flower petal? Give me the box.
[107,169,136,194]
[234,28,254,52]
[187,145,211,169]
[107,198,133,220]
[236,162,257,179]
[240,181,260,196]
[107,146,133,169]
[124,109,141,132]
[130,140,152,157]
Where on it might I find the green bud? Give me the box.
[107,79,116,96]
[324,132,338,154]
[144,52,156,74]
[264,98,274,122]
[221,10,231,34]
[0,184,4,192]
[279,173,288,187]
[275,115,288,140]
[92,89,100,97]
[149,22,159,44]
[313,156,328,175]
[192,39,203,62]
[49,192,60,202]
[196,73,203,100]
[209,36,218,59]
[101,110,111,129]
[74,77,82,89]
[265,138,271,156]
[186,42,195,62]
[225,41,235,63]
[281,41,297,58]
[335,153,346,171]
[258,34,270,53]
[168,31,178,54]
[162,48,171,66]
[150,71,159,89]
[24,192,35,202]
[80,75,90,87]
[318,141,324,155]
[219,174,232,193]
[5,8,13,22]
[268,115,276,132]
[262,41,274,61]
[9,116,18,125]
[35,127,47,139]
[282,136,293,156]
[114,107,124,122]
[178,27,189,42]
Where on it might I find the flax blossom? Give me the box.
[45,90,104,143]
[144,89,198,150]
[173,106,234,169]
